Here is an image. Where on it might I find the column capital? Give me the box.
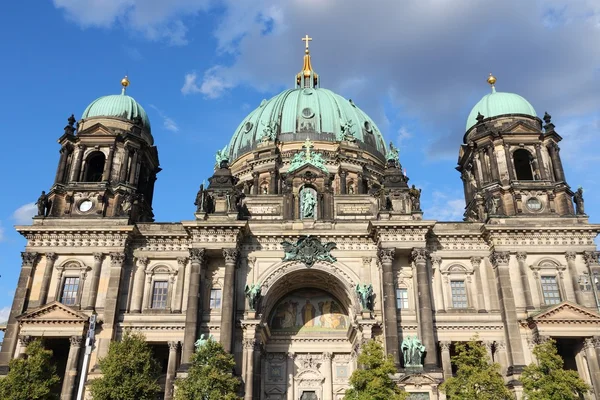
[565,251,577,262]
[583,251,599,266]
[189,248,206,263]
[243,338,257,349]
[70,335,83,347]
[583,337,595,351]
[223,248,239,264]
[378,248,395,263]
[287,351,296,360]
[439,341,451,351]
[19,335,32,346]
[323,352,333,361]
[470,256,482,268]
[362,257,373,267]
[430,255,442,268]
[515,252,527,262]
[110,252,126,266]
[135,256,150,267]
[168,341,179,351]
[177,256,189,266]
[93,252,105,262]
[21,252,39,267]
[45,252,58,262]
[489,251,510,267]
[410,248,429,264]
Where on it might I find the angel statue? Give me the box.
[194,333,214,351]
[245,283,262,311]
[355,283,374,312]
[215,145,229,169]
[386,141,400,164]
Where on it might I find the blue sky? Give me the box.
[0,1,599,327]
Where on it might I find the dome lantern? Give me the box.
[296,34,319,89]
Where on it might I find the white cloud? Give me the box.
[0,306,9,323]
[149,105,179,132]
[423,191,465,221]
[181,68,234,99]
[397,127,412,145]
[181,72,202,95]
[12,203,37,225]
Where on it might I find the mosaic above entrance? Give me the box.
[269,289,348,334]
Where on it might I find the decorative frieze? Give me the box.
[21,231,130,248]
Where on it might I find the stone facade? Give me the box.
[1,84,600,400]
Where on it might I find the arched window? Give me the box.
[513,149,534,181]
[83,152,106,182]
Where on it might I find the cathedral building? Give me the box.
[1,38,599,400]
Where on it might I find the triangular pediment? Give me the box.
[501,120,541,135]
[289,162,328,176]
[17,301,88,324]
[77,122,117,136]
[529,301,600,324]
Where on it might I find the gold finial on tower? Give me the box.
[487,73,496,92]
[121,75,130,94]
[297,35,318,88]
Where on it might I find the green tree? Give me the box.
[439,338,513,400]
[175,338,241,400]
[521,339,589,400]
[0,339,61,400]
[344,340,407,400]
[89,331,161,400]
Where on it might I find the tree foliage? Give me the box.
[344,340,407,400]
[175,338,241,400]
[0,339,61,400]
[439,338,513,400]
[521,339,589,400]
[89,331,161,400]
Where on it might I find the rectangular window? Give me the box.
[396,288,409,309]
[61,277,80,306]
[450,280,468,308]
[541,276,561,305]
[151,281,169,309]
[210,288,222,309]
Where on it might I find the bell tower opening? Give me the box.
[513,149,534,181]
[83,151,106,182]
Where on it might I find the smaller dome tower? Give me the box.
[457,74,575,221]
[40,76,160,223]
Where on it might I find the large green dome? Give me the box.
[466,89,537,131]
[82,93,151,133]
[228,88,387,162]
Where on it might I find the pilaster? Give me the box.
[181,248,205,365]
[97,252,126,359]
[86,253,104,310]
[38,252,58,307]
[164,341,179,400]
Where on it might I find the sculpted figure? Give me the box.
[120,193,134,216]
[409,185,421,212]
[194,183,205,212]
[244,283,262,311]
[301,190,317,218]
[36,191,49,217]
[401,335,426,367]
[355,284,374,312]
[574,187,585,215]
[194,333,214,350]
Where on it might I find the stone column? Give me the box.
[515,252,534,310]
[287,352,296,400]
[339,170,347,194]
[130,257,149,313]
[252,172,259,195]
[440,341,452,379]
[37,253,58,307]
[548,143,566,182]
[72,144,86,181]
[379,248,399,365]
[60,335,83,400]
[487,145,500,182]
[221,248,238,353]
[496,341,509,376]
[18,335,32,358]
[85,253,104,310]
[484,341,494,364]
[269,170,277,194]
[128,149,139,185]
[243,338,256,400]
[181,248,205,365]
[534,144,548,180]
[470,257,486,312]
[504,144,516,181]
[173,257,188,313]
[565,252,586,305]
[164,341,179,400]
[55,146,69,184]
[97,252,126,359]
[102,145,116,182]
[584,338,600,397]
[431,256,445,312]
[0,252,38,371]
[490,251,526,373]
[323,352,333,400]
[412,248,438,369]
[119,145,131,182]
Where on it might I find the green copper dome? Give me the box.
[466,89,537,131]
[82,93,151,133]
[228,88,387,162]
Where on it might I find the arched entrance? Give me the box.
[257,266,361,400]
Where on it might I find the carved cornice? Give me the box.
[18,228,133,248]
[242,235,376,252]
[483,227,600,247]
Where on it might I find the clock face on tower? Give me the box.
[78,199,93,212]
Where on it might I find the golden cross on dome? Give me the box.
[302,34,312,52]
[303,137,314,158]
